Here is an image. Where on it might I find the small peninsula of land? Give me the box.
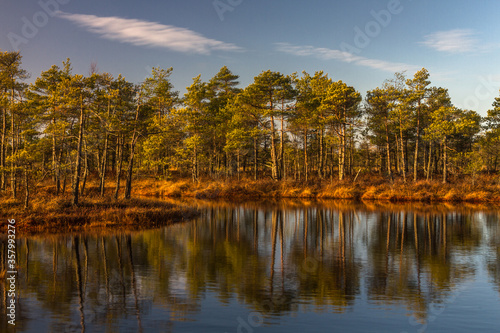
[0,195,199,234]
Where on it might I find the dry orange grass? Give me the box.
[318,183,361,199]
[0,194,199,235]
[128,175,500,203]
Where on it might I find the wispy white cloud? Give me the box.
[57,12,243,55]
[275,42,419,73]
[420,29,478,53]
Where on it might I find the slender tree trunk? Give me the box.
[80,139,88,197]
[124,137,138,200]
[423,143,427,177]
[52,117,60,195]
[404,138,409,174]
[72,101,85,206]
[280,114,285,180]
[270,115,279,180]
[192,143,198,182]
[349,133,354,176]
[24,166,29,209]
[124,104,141,200]
[413,106,420,182]
[10,93,16,198]
[339,123,346,181]
[253,137,258,181]
[399,117,406,182]
[114,136,124,200]
[237,150,240,181]
[283,147,287,181]
[385,119,392,177]
[209,147,213,179]
[426,142,432,181]
[395,134,400,174]
[62,146,69,194]
[99,133,109,196]
[223,151,227,179]
[303,129,308,182]
[442,137,447,183]
[319,128,324,179]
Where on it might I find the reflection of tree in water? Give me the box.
[7,234,178,332]
[0,238,30,332]
[366,210,482,322]
[4,202,497,331]
[288,209,361,313]
[485,212,500,294]
[180,207,296,319]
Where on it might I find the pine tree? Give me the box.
[323,81,361,180]
[0,51,29,196]
[406,68,431,181]
[242,71,288,180]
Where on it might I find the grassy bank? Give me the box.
[1,174,499,234]
[133,174,500,203]
[0,196,199,234]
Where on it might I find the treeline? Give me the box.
[1,51,500,206]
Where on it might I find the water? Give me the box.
[2,200,500,332]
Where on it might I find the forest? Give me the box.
[1,50,500,207]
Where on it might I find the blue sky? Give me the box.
[1,0,500,114]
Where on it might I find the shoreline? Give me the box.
[134,177,500,203]
[0,197,199,235]
[1,176,499,234]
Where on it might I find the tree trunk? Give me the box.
[114,135,124,200]
[395,134,400,174]
[237,150,240,181]
[80,139,88,197]
[426,142,432,181]
[10,94,16,199]
[62,147,69,194]
[442,137,447,183]
[192,143,198,182]
[124,137,138,200]
[124,104,141,200]
[413,106,420,182]
[253,137,258,181]
[399,118,406,182]
[52,117,60,195]
[72,101,85,206]
[303,129,308,182]
[10,90,17,199]
[319,128,324,179]
[280,114,285,180]
[339,123,346,181]
[349,133,354,176]
[270,115,279,180]
[24,166,29,209]
[385,118,391,177]
[99,133,109,196]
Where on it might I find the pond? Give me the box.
[2,200,500,332]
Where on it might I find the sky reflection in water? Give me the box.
[1,200,500,332]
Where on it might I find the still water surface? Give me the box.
[2,200,500,332]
